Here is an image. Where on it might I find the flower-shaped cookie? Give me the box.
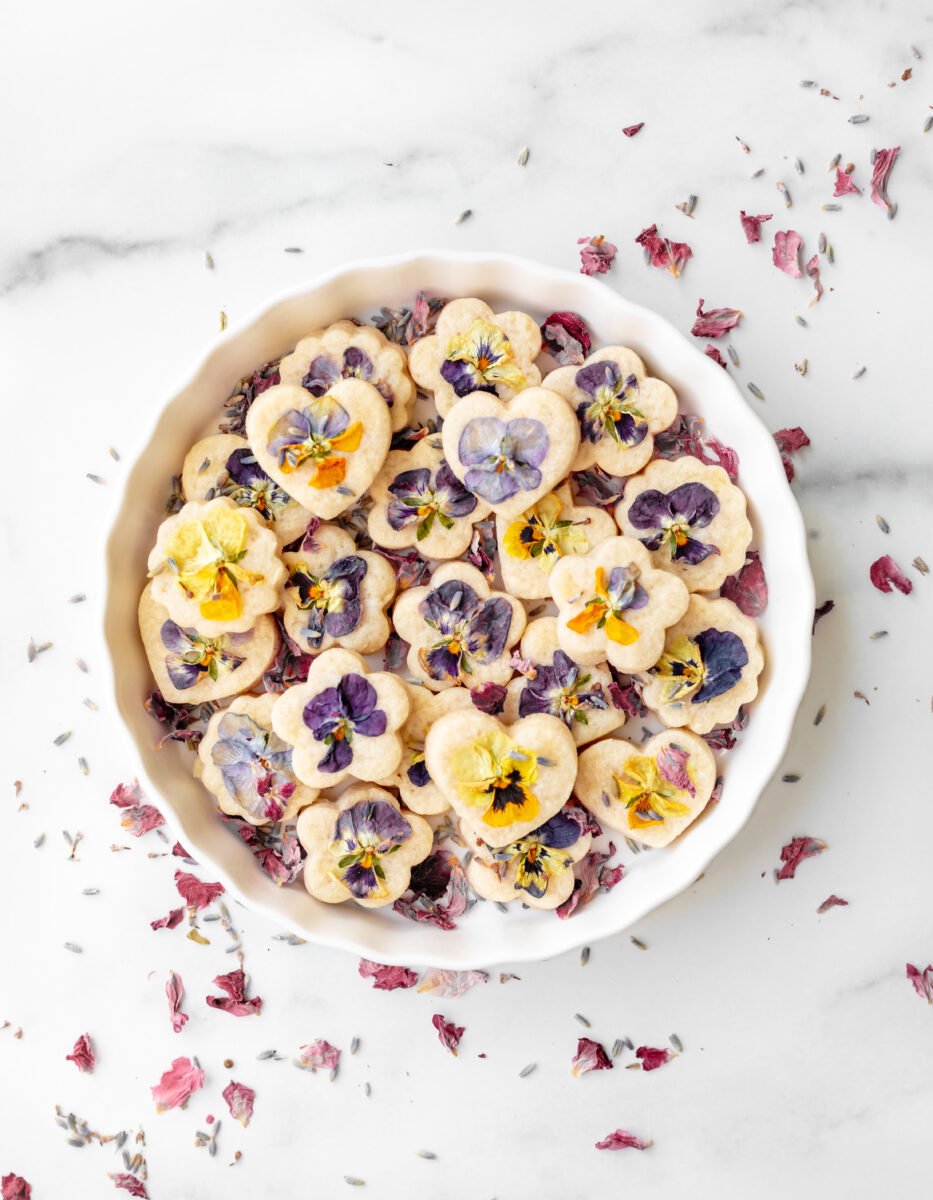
[281,525,395,656]
[181,434,310,547]
[147,497,286,635]
[638,595,764,735]
[392,562,526,691]
[278,319,416,433]
[424,710,578,847]
[466,807,593,910]
[198,694,319,826]
[367,432,489,559]
[138,581,277,703]
[502,618,624,747]
[378,684,476,815]
[497,484,617,600]
[615,456,753,593]
[576,730,716,847]
[550,536,689,673]
[408,298,542,417]
[543,346,678,476]
[441,388,580,521]
[271,649,409,787]
[245,380,390,519]
[297,785,432,908]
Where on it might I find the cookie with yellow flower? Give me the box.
[245,379,391,519]
[407,297,542,418]
[147,496,287,636]
[575,730,717,847]
[496,484,616,600]
[550,535,689,673]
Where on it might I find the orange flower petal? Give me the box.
[198,570,243,621]
[567,602,605,635]
[329,421,363,453]
[310,456,348,490]
[605,612,639,645]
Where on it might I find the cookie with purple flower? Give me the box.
[502,618,624,747]
[392,562,526,692]
[297,785,433,908]
[198,694,319,826]
[465,806,592,910]
[615,456,753,592]
[638,595,764,735]
[377,684,476,816]
[543,346,678,476]
[138,581,278,704]
[550,536,690,673]
[367,434,490,560]
[441,388,580,521]
[278,320,416,433]
[281,525,395,656]
[408,297,542,418]
[576,730,717,847]
[271,648,409,788]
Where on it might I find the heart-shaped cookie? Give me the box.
[245,379,390,519]
[440,387,580,521]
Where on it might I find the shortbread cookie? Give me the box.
[639,595,764,735]
[367,432,490,559]
[271,649,409,787]
[138,581,277,703]
[198,693,318,826]
[465,807,592,910]
[424,710,578,847]
[576,730,716,847]
[543,345,678,476]
[408,297,542,417]
[502,618,624,747]
[379,684,476,815]
[278,320,416,433]
[297,785,432,908]
[245,379,391,519]
[181,434,309,547]
[441,388,580,521]
[615,456,752,593]
[497,483,617,600]
[550,536,689,673]
[147,496,286,635]
[281,525,395,656]
[392,562,526,691]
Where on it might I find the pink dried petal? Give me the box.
[222,1080,256,1127]
[870,146,900,216]
[109,779,164,837]
[358,959,420,991]
[776,836,828,881]
[773,426,810,483]
[635,224,693,277]
[607,678,644,718]
[174,870,224,910]
[705,345,727,368]
[1,1178,31,1200]
[833,167,861,196]
[772,230,803,277]
[508,651,537,678]
[297,1038,341,1073]
[166,971,188,1033]
[817,895,849,914]
[206,968,262,1017]
[431,1013,465,1055]
[805,254,824,306]
[150,906,184,931]
[540,311,592,365]
[171,841,194,860]
[557,843,624,919]
[577,235,618,276]
[636,1045,672,1071]
[393,851,474,930]
[109,780,145,808]
[571,1037,614,1077]
[470,682,508,715]
[720,551,768,618]
[151,1055,204,1112]
[906,962,933,1004]
[595,1129,653,1151]
[869,555,913,595]
[739,211,772,243]
[66,1032,95,1073]
[622,123,644,137]
[418,969,489,998]
[691,299,743,339]
[110,1175,148,1198]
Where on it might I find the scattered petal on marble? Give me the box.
[773,426,810,482]
[418,969,489,998]
[432,1013,465,1055]
[772,230,803,277]
[578,235,618,276]
[720,551,768,617]
[166,971,188,1032]
[595,1129,653,1151]
[870,146,900,216]
[109,1176,148,1198]
[174,871,225,910]
[223,1080,256,1126]
[906,962,933,1004]
[151,907,185,931]
[151,1056,204,1112]
[1,1178,31,1200]
[206,968,262,1017]
[66,1032,95,1073]
[691,299,743,339]
[635,224,693,276]
[297,1038,341,1072]
[739,211,772,243]
[109,779,165,837]
[869,555,913,595]
[571,1037,613,1077]
[636,1045,672,1071]
[834,167,861,196]
[358,959,420,990]
[806,255,824,306]
[705,345,727,368]
[817,895,849,914]
[622,123,644,137]
[776,836,828,881]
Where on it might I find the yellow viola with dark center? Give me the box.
[163,508,264,622]
[613,755,691,830]
[449,730,540,829]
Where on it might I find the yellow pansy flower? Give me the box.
[164,507,264,622]
[613,755,691,830]
[441,319,527,397]
[449,729,540,828]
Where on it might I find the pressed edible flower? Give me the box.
[267,396,363,489]
[652,630,748,705]
[613,754,692,830]
[302,674,388,773]
[222,448,293,520]
[490,810,588,899]
[440,318,527,398]
[211,711,298,822]
[502,493,589,571]
[577,235,618,276]
[286,554,368,647]
[417,578,512,682]
[386,461,476,541]
[627,482,721,565]
[517,651,607,728]
[449,729,541,828]
[328,798,412,900]
[566,564,648,646]
[160,621,249,691]
[458,415,549,504]
[162,506,263,622]
[573,360,646,448]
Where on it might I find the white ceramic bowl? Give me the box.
[103,251,813,968]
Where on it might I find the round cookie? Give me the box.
[575,730,717,847]
[378,684,476,816]
[466,807,593,910]
[615,456,753,593]
[638,595,764,735]
[408,297,542,417]
[550,535,689,673]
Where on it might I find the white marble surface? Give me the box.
[2,0,931,1196]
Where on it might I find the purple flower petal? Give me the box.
[463,463,523,504]
[458,417,507,466]
[693,628,748,703]
[575,360,620,398]
[463,597,512,664]
[301,353,341,396]
[419,580,481,631]
[318,736,353,773]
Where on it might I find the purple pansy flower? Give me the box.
[653,628,748,705]
[300,346,394,407]
[517,650,608,728]
[627,482,721,565]
[406,753,430,788]
[386,460,477,541]
[574,361,647,447]
[211,711,297,822]
[222,448,293,520]
[267,397,358,473]
[417,579,512,681]
[286,555,368,649]
[302,673,388,773]
[493,808,587,899]
[458,417,549,504]
[161,620,249,690]
[333,799,412,899]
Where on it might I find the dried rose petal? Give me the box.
[595,1129,653,1151]
[817,895,849,914]
[720,551,768,618]
[906,962,933,1004]
[702,707,748,752]
[773,426,810,483]
[654,413,740,479]
[1,1178,31,1200]
[66,1032,95,1073]
[372,545,431,590]
[691,299,743,339]
[470,682,508,715]
[622,123,644,137]
[418,968,489,998]
[705,345,727,368]
[151,1056,204,1112]
[150,906,184,931]
[219,813,305,886]
[772,230,803,278]
[870,146,900,216]
[393,852,474,930]
[776,836,828,881]
[358,959,420,991]
[578,235,618,276]
[174,870,224,910]
[465,517,497,583]
[557,843,624,920]
[739,211,772,243]
[206,968,262,1017]
[110,1176,148,1198]
[805,255,824,306]
[813,599,835,632]
[166,971,188,1033]
[109,779,165,837]
[571,1037,614,1077]
[635,224,693,277]
[608,678,645,718]
[636,1045,672,1071]
[869,555,913,595]
[171,841,194,860]
[222,1080,256,1127]
[571,465,627,509]
[431,1013,464,1055]
[297,1038,341,1072]
[834,167,861,197]
[540,311,592,365]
